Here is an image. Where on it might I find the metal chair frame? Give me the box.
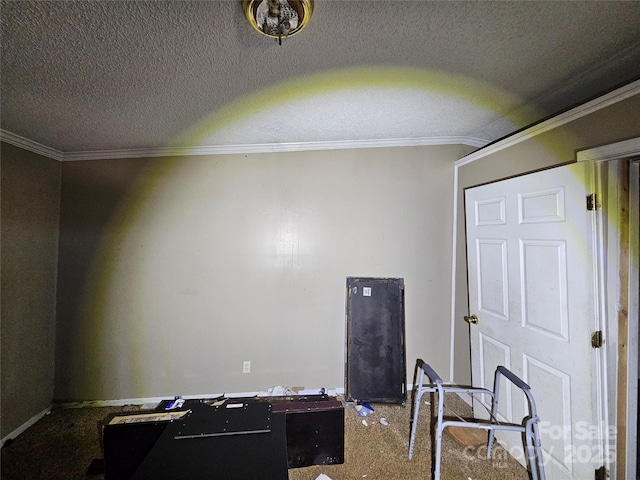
[408,359,545,480]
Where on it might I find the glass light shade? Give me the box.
[243,0,314,39]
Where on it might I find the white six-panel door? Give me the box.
[465,161,607,479]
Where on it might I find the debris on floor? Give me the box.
[264,385,296,396]
[354,402,374,416]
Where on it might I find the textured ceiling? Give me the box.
[2,0,640,156]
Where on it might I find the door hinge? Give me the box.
[594,465,607,479]
[586,193,598,211]
[591,331,603,348]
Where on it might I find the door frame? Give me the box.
[577,138,640,480]
[454,137,639,478]
[629,159,639,480]
[450,81,640,389]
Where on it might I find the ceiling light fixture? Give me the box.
[243,0,314,45]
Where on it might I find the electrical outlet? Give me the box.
[243,361,251,373]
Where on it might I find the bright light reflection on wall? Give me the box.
[76,65,614,400]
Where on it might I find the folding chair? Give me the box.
[408,359,545,480]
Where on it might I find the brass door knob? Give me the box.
[464,314,479,324]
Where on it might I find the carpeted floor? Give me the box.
[1,395,529,480]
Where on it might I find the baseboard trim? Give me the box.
[55,387,346,410]
[2,386,474,447]
[1,406,52,448]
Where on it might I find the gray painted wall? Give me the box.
[54,145,473,401]
[1,143,61,437]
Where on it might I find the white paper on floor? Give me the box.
[315,475,333,480]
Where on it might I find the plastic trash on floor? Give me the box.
[354,402,374,416]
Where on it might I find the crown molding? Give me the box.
[576,137,640,162]
[0,130,64,161]
[0,133,488,162]
[3,79,638,163]
[456,78,640,167]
